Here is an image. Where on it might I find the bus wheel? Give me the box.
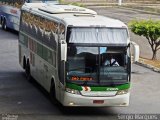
[25,61,32,82]
[0,17,2,25]
[2,19,8,31]
[23,57,26,69]
[50,81,58,105]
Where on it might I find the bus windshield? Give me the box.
[66,45,130,86]
[68,27,128,45]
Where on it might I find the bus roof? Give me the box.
[22,3,127,28]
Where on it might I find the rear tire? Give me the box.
[25,60,32,82]
[23,57,26,69]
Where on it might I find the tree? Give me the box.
[129,19,160,60]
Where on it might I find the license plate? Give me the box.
[93,100,104,104]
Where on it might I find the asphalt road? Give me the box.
[0,8,160,120]
[90,7,160,60]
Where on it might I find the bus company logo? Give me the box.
[10,9,17,14]
[82,86,91,92]
[106,88,118,91]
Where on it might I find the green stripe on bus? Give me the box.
[91,84,130,91]
[66,83,130,91]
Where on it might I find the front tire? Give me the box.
[0,17,2,25]
[50,82,58,105]
[2,19,8,31]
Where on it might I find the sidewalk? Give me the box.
[121,4,160,15]
[137,58,160,73]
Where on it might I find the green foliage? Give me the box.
[58,0,86,7]
[129,19,160,40]
[58,0,64,4]
[69,2,86,7]
[129,19,160,60]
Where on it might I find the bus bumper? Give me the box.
[62,92,130,107]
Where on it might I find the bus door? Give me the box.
[57,40,67,100]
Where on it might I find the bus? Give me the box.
[0,0,58,31]
[19,3,139,106]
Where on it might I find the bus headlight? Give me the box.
[116,89,129,95]
[66,88,80,95]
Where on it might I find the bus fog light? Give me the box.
[66,88,80,95]
[116,89,128,95]
[121,103,127,106]
[69,102,75,106]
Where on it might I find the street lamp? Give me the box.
[118,0,122,6]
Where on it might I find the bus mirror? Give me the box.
[61,41,67,61]
[130,41,139,62]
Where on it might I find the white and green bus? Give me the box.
[19,3,139,106]
[0,0,58,31]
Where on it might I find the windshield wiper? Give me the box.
[82,80,89,86]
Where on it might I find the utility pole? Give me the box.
[118,0,122,6]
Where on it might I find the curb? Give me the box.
[120,6,160,15]
[136,61,160,73]
[87,5,160,15]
